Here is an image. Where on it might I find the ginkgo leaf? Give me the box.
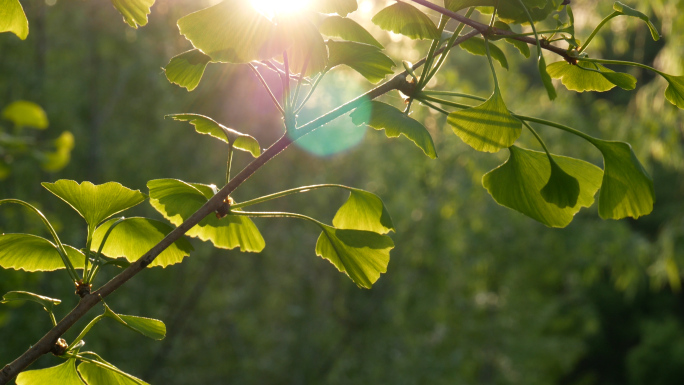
[541,159,581,208]
[333,189,394,234]
[662,74,684,109]
[91,217,194,268]
[78,360,149,385]
[319,15,383,48]
[103,303,166,340]
[42,180,145,231]
[315,225,394,289]
[310,0,358,16]
[494,21,530,58]
[0,0,29,40]
[613,1,660,41]
[483,146,604,228]
[166,114,260,157]
[1,100,48,129]
[41,131,75,172]
[372,2,440,40]
[447,90,521,153]
[350,101,436,158]
[110,0,155,29]
[276,14,328,76]
[444,0,562,24]
[164,49,212,91]
[326,40,395,84]
[1,291,61,310]
[539,55,557,100]
[178,0,283,63]
[548,61,636,92]
[460,37,509,70]
[0,234,85,271]
[589,139,655,219]
[16,360,85,385]
[148,179,265,252]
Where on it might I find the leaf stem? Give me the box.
[225,145,234,186]
[295,70,327,114]
[282,51,291,111]
[231,210,325,229]
[232,184,353,210]
[86,217,127,284]
[248,64,285,115]
[426,8,475,86]
[418,15,449,90]
[577,57,663,75]
[579,11,619,53]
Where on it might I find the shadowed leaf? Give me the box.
[494,21,530,58]
[327,40,395,84]
[319,15,383,48]
[548,61,636,92]
[164,49,212,91]
[460,37,509,69]
[445,0,563,24]
[541,159,580,208]
[103,303,166,340]
[372,2,440,40]
[166,114,260,157]
[0,0,28,40]
[662,74,684,109]
[1,291,61,310]
[613,1,660,41]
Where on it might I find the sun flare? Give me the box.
[250,0,312,17]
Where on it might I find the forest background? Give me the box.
[1,0,683,384]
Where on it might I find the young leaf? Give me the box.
[110,0,155,29]
[0,234,84,271]
[538,55,557,100]
[310,0,358,16]
[0,0,29,40]
[460,37,509,70]
[1,291,61,310]
[1,100,48,129]
[42,180,145,231]
[16,360,85,385]
[41,131,75,172]
[333,189,394,234]
[589,139,655,219]
[148,179,266,252]
[103,304,166,340]
[541,159,581,208]
[316,225,394,289]
[164,49,212,91]
[326,40,395,84]
[178,0,283,63]
[319,15,383,48]
[78,361,148,385]
[166,114,260,157]
[446,90,522,153]
[494,21,530,58]
[662,74,684,109]
[350,101,437,158]
[482,146,604,228]
[91,217,194,268]
[613,1,660,41]
[371,2,440,40]
[276,14,328,76]
[547,61,636,92]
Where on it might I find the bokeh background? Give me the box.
[1,0,683,384]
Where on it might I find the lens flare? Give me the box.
[250,0,311,17]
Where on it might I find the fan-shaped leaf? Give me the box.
[547,61,636,92]
[42,180,145,231]
[165,114,260,157]
[311,0,358,16]
[483,146,603,228]
[2,100,48,129]
[0,0,28,40]
[164,49,212,91]
[91,217,194,268]
[327,40,395,84]
[148,179,265,252]
[445,0,562,24]
[350,101,436,158]
[315,225,394,289]
[460,37,509,70]
[541,159,580,208]
[662,74,684,109]
[110,0,155,29]
[494,21,530,58]
[0,234,84,271]
[372,2,439,40]
[447,90,521,153]
[41,131,75,172]
[103,304,166,340]
[78,361,149,385]
[333,189,394,234]
[276,15,328,76]
[1,291,61,310]
[613,1,659,41]
[319,16,382,48]
[16,360,84,385]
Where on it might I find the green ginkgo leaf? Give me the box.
[310,0,358,16]
[444,0,562,24]
[164,49,212,91]
[148,179,265,252]
[16,360,85,385]
[1,291,61,310]
[541,159,581,208]
[78,361,149,385]
[613,1,660,41]
[91,217,194,268]
[41,131,75,172]
[326,40,395,84]
[110,0,155,29]
[483,146,604,228]
[350,101,436,158]
[547,61,636,92]
[103,303,166,340]
[494,21,530,58]
[276,14,328,76]
[589,139,655,219]
[538,55,557,100]
[315,225,394,289]
[447,89,521,153]
[42,180,145,231]
[319,15,383,48]
[333,189,394,234]
[460,37,509,70]
[1,100,48,129]
[372,2,440,40]
[0,234,85,271]
[662,74,684,109]
[0,0,29,40]
[165,114,260,157]
[178,0,283,63]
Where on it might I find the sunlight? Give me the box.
[250,0,311,18]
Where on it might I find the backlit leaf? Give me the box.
[276,14,328,76]
[319,15,383,48]
[445,0,562,24]
[547,61,636,92]
[0,234,84,271]
[446,90,521,153]
[483,146,603,228]
[41,131,75,172]
[78,361,149,385]
[350,101,436,158]
[613,1,660,41]
[460,37,509,69]
[494,21,530,58]
[42,180,145,231]
[166,114,260,157]
[1,100,48,129]
[662,74,684,109]
[1,291,61,310]
[311,0,358,16]
[315,225,394,289]
[539,55,557,100]
[110,0,155,29]
[164,49,212,91]
[326,40,395,84]
[16,360,84,385]
[91,217,194,268]
[372,2,440,40]
[103,304,166,340]
[333,189,394,234]
[148,179,265,252]
[0,0,28,40]
[541,159,580,208]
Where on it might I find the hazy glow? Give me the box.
[250,0,311,17]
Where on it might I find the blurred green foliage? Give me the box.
[1,0,683,384]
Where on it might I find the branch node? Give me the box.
[75,280,92,298]
[51,339,68,356]
[216,196,235,219]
